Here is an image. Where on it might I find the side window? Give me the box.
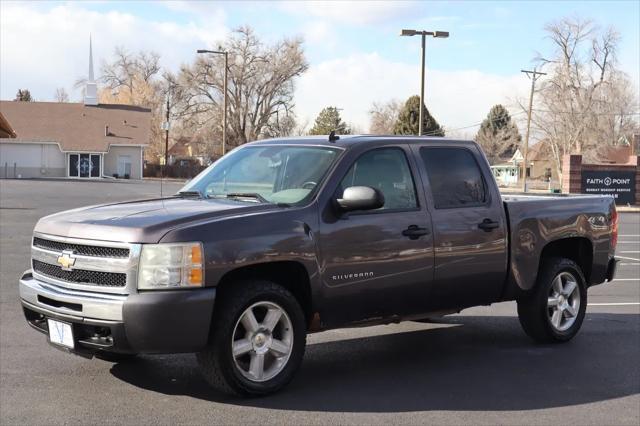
[420,147,487,209]
[339,148,417,210]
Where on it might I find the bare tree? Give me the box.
[175,26,308,147]
[72,47,164,160]
[369,100,400,134]
[100,47,161,106]
[54,87,69,102]
[524,17,639,180]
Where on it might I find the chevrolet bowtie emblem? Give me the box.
[57,250,76,271]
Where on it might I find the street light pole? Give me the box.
[165,93,170,168]
[400,29,449,136]
[197,49,228,157]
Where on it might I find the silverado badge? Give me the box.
[57,250,76,271]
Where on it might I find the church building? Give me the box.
[0,38,150,179]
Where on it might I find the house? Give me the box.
[491,141,556,186]
[0,38,150,180]
[167,136,209,166]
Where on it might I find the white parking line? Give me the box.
[588,302,640,306]
[612,278,640,281]
[619,263,640,266]
[620,251,640,254]
[617,256,640,261]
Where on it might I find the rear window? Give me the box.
[420,147,487,209]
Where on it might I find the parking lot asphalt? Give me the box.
[1,179,638,425]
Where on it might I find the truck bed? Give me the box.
[501,193,615,295]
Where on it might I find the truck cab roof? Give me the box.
[248,135,476,150]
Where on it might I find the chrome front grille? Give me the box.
[33,237,130,258]
[32,260,127,287]
[31,233,141,295]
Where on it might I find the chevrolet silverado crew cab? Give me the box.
[20,135,619,396]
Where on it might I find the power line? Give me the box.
[532,109,640,116]
[420,110,528,136]
[417,108,639,138]
[416,108,640,136]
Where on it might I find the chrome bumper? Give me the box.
[19,271,126,321]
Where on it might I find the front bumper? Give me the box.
[19,271,216,356]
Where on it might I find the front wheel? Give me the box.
[517,257,587,343]
[197,280,307,396]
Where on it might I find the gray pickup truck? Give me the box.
[20,135,619,396]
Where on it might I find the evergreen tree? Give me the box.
[475,104,521,164]
[14,89,33,102]
[309,106,350,135]
[393,95,444,136]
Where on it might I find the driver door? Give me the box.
[317,146,435,326]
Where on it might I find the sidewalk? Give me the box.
[143,177,188,183]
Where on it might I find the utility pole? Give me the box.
[419,34,426,136]
[520,68,546,192]
[222,51,228,156]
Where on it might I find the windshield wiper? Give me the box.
[176,190,203,198]
[224,192,269,203]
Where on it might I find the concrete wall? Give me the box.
[0,142,65,178]
[104,146,143,179]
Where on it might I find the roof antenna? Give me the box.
[328,130,340,142]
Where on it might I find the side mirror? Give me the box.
[336,186,384,212]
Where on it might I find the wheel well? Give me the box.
[539,238,593,283]
[215,261,313,325]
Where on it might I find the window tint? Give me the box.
[339,148,417,210]
[420,147,486,209]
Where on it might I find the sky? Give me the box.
[1,0,639,136]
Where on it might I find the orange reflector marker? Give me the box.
[189,268,203,286]
[191,245,203,264]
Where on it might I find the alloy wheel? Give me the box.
[231,301,294,382]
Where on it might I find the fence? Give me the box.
[144,163,207,179]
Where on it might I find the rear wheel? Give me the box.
[517,257,587,343]
[197,280,306,396]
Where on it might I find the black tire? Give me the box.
[517,257,587,343]
[94,351,138,362]
[197,280,307,396]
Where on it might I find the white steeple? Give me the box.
[84,35,98,106]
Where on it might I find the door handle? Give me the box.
[478,218,499,232]
[402,225,430,240]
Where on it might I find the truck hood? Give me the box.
[34,197,279,243]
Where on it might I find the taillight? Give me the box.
[611,207,618,250]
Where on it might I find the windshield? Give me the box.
[180,145,342,205]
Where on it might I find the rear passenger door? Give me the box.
[411,144,508,310]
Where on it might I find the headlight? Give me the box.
[138,242,204,290]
